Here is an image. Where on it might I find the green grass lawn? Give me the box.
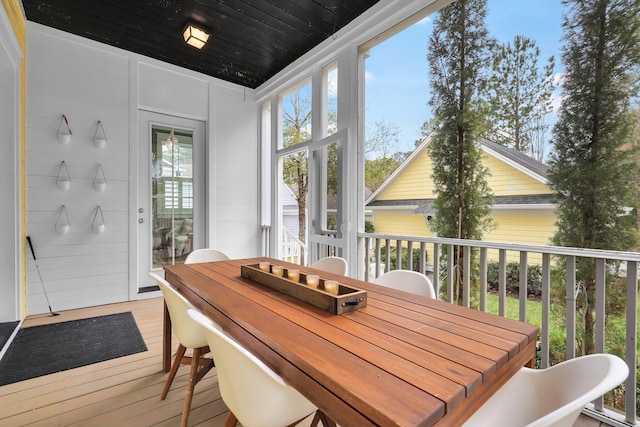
[484,293,638,359]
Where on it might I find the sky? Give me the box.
[364,0,566,156]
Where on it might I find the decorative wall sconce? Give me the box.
[183,23,210,49]
[56,160,71,191]
[92,206,105,234]
[57,114,72,144]
[55,205,71,235]
[94,163,107,192]
[94,120,107,149]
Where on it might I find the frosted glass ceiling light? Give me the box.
[183,24,209,49]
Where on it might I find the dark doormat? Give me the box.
[0,321,19,351]
[0,312,147,386]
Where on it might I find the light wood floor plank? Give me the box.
[0,298,228,427]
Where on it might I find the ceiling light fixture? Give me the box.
[183,24,209,49]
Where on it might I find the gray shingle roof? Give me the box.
[367,194,554,211]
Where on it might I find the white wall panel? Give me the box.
[138,62,208,120]
[209,84,259,258]
[26,26,131,314]
[26,23,259,314]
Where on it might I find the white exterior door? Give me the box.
[137,111,205,289]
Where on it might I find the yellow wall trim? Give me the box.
[2,0,25,51]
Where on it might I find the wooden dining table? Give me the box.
[163,257,539,427]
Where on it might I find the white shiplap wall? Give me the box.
[26,23,259,315]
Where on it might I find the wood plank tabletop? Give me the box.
[164,257,539,427]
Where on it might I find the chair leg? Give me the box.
[180,347,202,427]
[309,410,337,427]
[161,343,187,400]
[223,411,239,427]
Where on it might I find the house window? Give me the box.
[281,78,312,148]
[324,61,338,136]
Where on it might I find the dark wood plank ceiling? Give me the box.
[22,0,380,88]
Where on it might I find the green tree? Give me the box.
[364,120,407,191]
[547,0,640,355]
[485,36,555,157]
[282,89,311,263]
[427,0,495,304]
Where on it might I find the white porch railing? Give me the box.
[359,233,639,427]
[281,227,307,264]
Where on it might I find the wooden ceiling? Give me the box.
[22,0,380,89]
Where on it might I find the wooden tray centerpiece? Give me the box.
[240,263,367,315]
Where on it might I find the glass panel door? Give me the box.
[137,111,205,289]
[151,125,194,268]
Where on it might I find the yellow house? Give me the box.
[366,137,556,263]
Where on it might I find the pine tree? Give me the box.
[427,0,495,303]
[547,0,640,355]
[485,36,555,156]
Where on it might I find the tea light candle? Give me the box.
[306,274,320,288]
[259,261,271,272]
[324,280,340,295]
[287,269,300,283]
[271,265,284,277]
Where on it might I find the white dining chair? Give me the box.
[462,353,629,427]
[372,269,435,299]
[187,309,321,427]
[148,272,214,427]
[184,248,230,264]
[310,256,348,276]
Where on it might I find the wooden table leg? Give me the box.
[163,301,171,372]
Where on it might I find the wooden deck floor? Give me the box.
[0,298,231,426]
[0,297,609,427]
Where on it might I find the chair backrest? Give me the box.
[462,353,629,427]
[187,309,317,427]
[310,256,348,276]
[372,270,435,299]
[184,248,230,264]
[148,272,208,349]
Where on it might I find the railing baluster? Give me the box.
[396,239,402,270]
[463,246,470,308]
[407,240,413,271]
[479,248,487,312]
[420,242,426,275]
[375,238,381,279]
[364,237,371,282]
[433,243,440,299]
[594,258,606,412]
[566,255,576,359]
[519,252,528,322]
[447,244,454,303]
[625,261,638,424]
[541,253,550,368]
[385,239,391,273]
[499,249,506,317]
